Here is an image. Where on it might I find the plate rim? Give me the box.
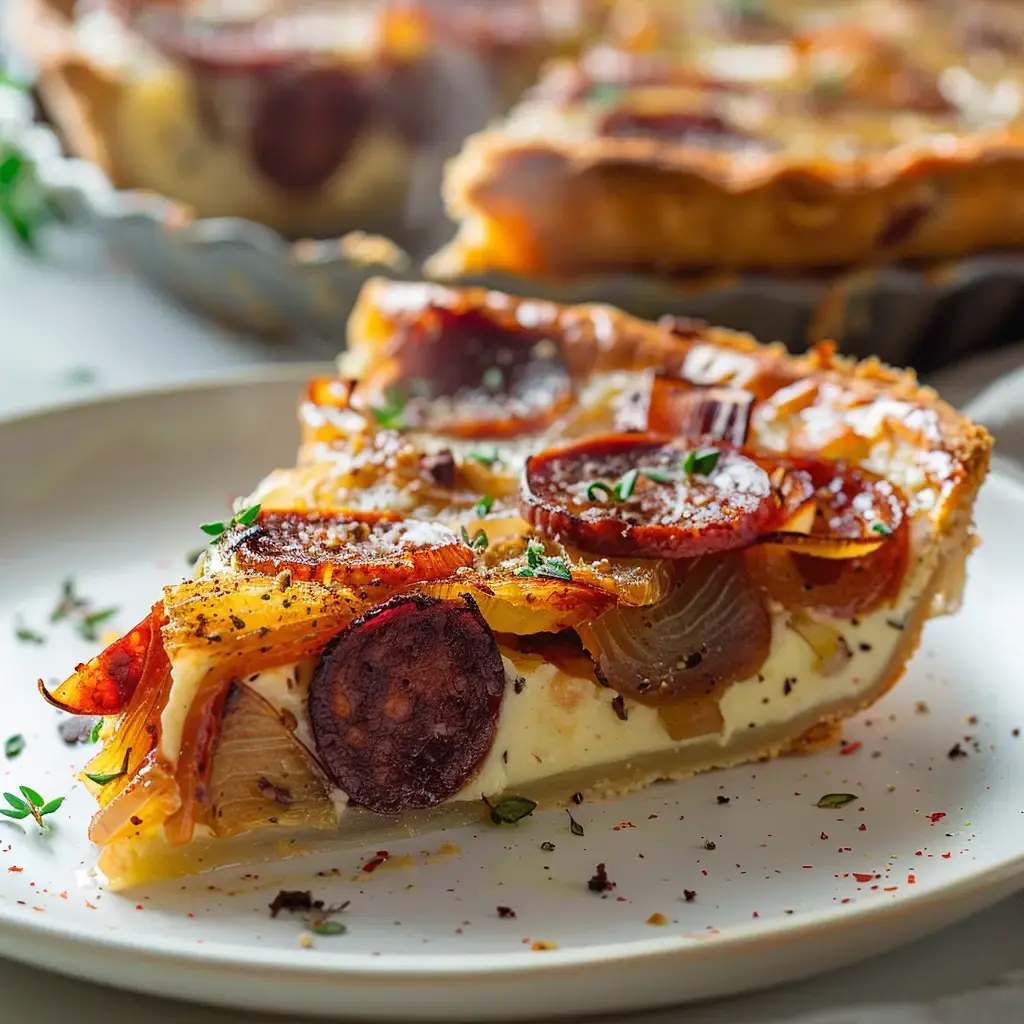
[1,371,1022,982]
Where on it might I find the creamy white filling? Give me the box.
[160,556,932,821]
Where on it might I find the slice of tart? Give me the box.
[42,279,991,888]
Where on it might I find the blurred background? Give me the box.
[1,0,1023,408]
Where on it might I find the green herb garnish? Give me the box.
[567,809,584,837]
[586,481,614,502]
[515,539,572,582]
[484,794,538,825]
[311,919,347,936]
[870,522,892,536]
[76,607,119,643]
[1,786,65,830]
[616,468,639,500]
[83,746,131,787]
[51,578,86,623]
[816,792,858,809]
[370,389,408,431]
[586,468,640,503]
[682,448,721,477]
[639,467,677,484]
[4,734,25,759]
[89,719,103,744]
[0,137,60,247]
[473,494,495,517]
[14,624,45,645]
[200,502,262,538]
[466,447,500,468]
[460,525,489,552]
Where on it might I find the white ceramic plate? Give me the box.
[1,371,1023,1021]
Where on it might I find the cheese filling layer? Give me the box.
[159,553,932,827]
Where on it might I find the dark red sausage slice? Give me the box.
[218,510,473,587]
[357,305,574,438]
[308,595,505,813]
[520,433,779,559]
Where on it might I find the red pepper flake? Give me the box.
[853,872,874,882]
[915,850,923,856]
[907,873,917,884]
[841,898,852,904]
[858,824,867,831]
[927,811,947,824]
[32,906,44,912]
[884,886,898,892]
[941,852,951,859]
[362,850,390,873]
[683,889,697,902]
[135,904,144,910]
[187,912,195,918]
[701,869,708,876]
[616,895,628,902]
[840,742,862,756]
[612,822,637,830]
[7,866,22,873]
[752,911,760,918]
[85,900,97,910]
[497,906,516,919]
[532,941,558,951]
[802,865,814,869]
[58,891,68,899]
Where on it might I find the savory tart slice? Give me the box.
[43,279,991,888]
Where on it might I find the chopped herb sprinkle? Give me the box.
[683,448,720,477]
[4,734,25,759]
[567,809,584,837]
[473,494,495,517]
[83,746,131,786]
[484,794,537,825]
[815,793,858,809]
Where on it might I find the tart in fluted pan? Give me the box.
[433,0,1024,277]
[44,278,991,887]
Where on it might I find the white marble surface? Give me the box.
[1,229,1022,1022]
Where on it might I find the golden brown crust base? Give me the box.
[435,128,1024,276]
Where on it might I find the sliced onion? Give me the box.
[577,553,772,706]
[563,551,673,607]
[40,607,164,716]
[417,569,615,635]
[788,614,854,676]
[758,532,887,559]
[88,752,180,847]
[209,682,336,839]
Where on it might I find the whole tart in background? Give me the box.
[432,0,1024,278]
[16,0,613,246]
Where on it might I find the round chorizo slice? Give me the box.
[356,305,574,438]
[520,433,779,559]
[308,594,505,813]
[218,510,473,587]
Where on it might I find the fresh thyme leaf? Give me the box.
[370,389,408,431]
[566,809,585,836]
[0,141,57,247]
[460,526,489,552]
[3,792,29,813]
[515,566,535,578]
[19,786,43,808]
[89,719,103,744]
[683,448,720,477]
[234,503,262,527]
[484,794,537,825]
[473,494,495,517]
[640,467,677,484]
[466,447,499,467]
[83,746,131,786]
[76,607,119,642]
[534,558,572,582]
[4,735,25,759]
[50,578,85,623]
[816,792,858,809]
[14,625,45,645]
[3,787,64,829]
[311,920,347,936]
[525,538,545,568]
[586,481,614,502]
[616,468,639,501]
[200,521,228,537]
[870,522,892,536]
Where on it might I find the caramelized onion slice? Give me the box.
[577,553,772,706]
[746,458,910,618]
[40,608,163,716]
[209,682,336,839]
[88,752,180,847]
[417,569,615,634]
[218,510,473,587]
[564,551,674,607]
[521,433,779,559]
[645,379,754,446]
[355,305,574,438]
